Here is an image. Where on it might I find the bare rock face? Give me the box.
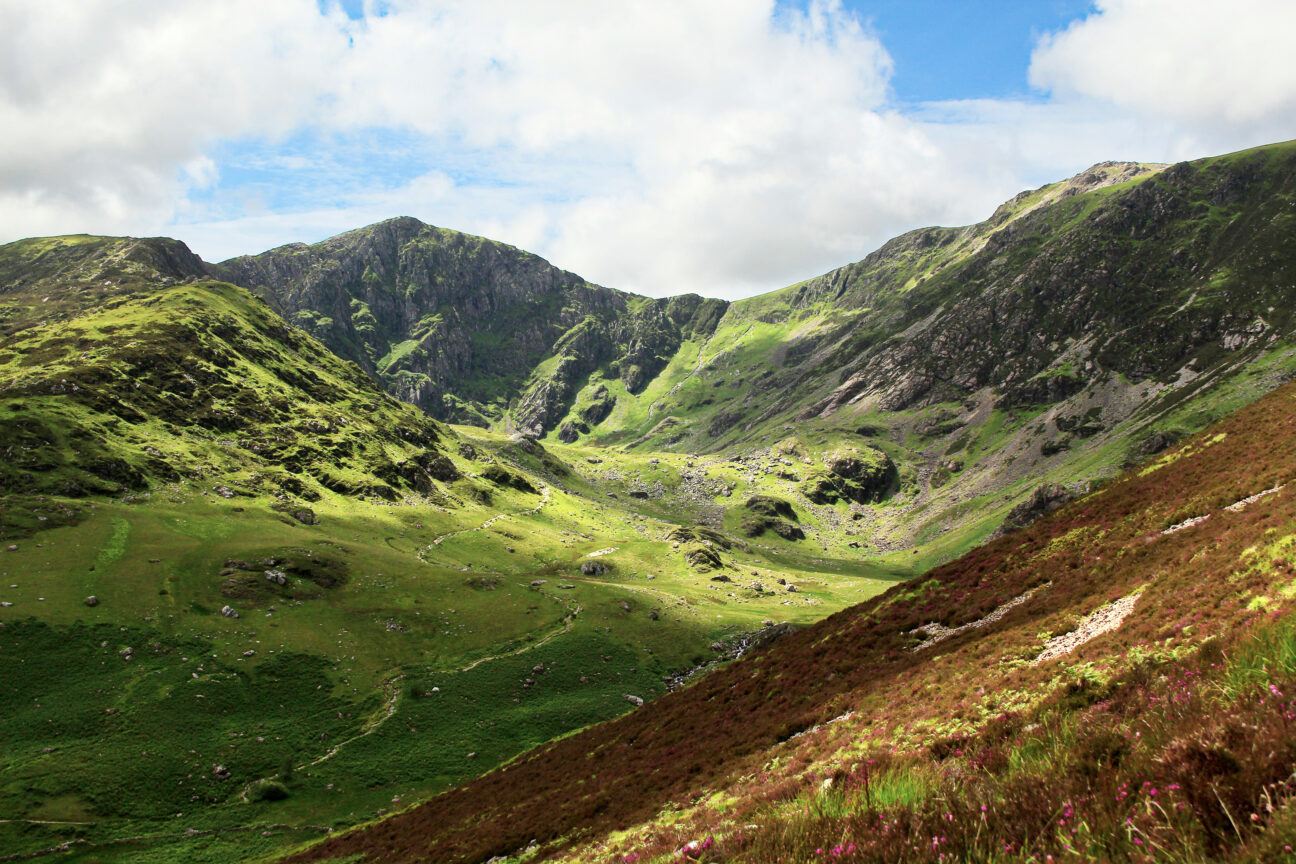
[992,484,1078,538]
[214,218,727,434]
[802,447,897,505]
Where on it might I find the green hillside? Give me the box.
[0,239,903,863]
[4,140,1296,864]
[289,343,1296,864]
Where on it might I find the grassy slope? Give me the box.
[545,142,1296,563]
[0,245,904,863]
[7,141,1296,864]
[290,362,1296,864]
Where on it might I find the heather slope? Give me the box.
[289,374,1296,864]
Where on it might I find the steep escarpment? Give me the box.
[603,147,1296,458]
[808,150,1296,415]
[213,218,727,431]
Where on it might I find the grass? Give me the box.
[286,369,1296,864]
[7,142,1296,864]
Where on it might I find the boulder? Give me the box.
[802,446,897,504]
[624,694,644,707]
[685,545,723,572]
[290,508,318,525]
[738,495,805,540]
[558,421,579,443]
[84,595,99,607]
[580,561,609,577]
[992,483,1076,538]
[220,605,240,619]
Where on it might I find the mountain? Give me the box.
[0,233,904,863]
[287,364,1296,864]
[0,234,474,519]
[4,140,1296,863]
[212,217,727,431]
[218,142,1296,560]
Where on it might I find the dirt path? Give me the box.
[234,673,404,804]
[647,325,750,419]
[301,673,404,770]
[438,592,581,675]
[419,482,551,558]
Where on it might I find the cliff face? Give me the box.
[799,152,1296,418]
[213,217,727,431]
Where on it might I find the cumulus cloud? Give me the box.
[0,0,347,238]
[2,0,1295,298]
[1030,0,1296,135]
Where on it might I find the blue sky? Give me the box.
[845,0,1095,102]
[3,1,1295,298]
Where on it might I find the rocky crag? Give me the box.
[213,218,727,432]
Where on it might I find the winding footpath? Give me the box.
[440,592,582,675]
[418,482,552,560]
[646,325,750,419]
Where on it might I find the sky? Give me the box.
[2,1,1295,300]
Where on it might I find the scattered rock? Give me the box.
[265,569,288,586]
[220,605,240,619]
[530,579,547,587]
[212,764,231,780]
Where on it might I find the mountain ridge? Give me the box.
[4,140,1296,863]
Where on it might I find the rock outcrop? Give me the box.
[214,218,727,433]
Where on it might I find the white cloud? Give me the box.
[3,0,1296,299]
[0,0,347,237]
[1030,0,1296,132]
